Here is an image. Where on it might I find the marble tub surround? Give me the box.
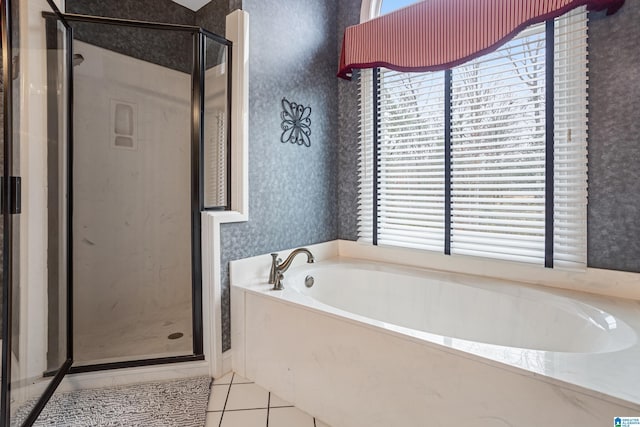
[231,241,640,427]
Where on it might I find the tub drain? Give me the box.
[168,332,184,340]
[305,275,314,288]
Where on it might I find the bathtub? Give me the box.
[231,242,640,427]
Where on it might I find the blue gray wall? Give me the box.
[66,0,237,73]
[66,0,196,73]
[219,0,362,351]
[337,4,361,242]
[587,1,640,273]
[196,1,239,36]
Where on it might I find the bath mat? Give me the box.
[14,376,212,427]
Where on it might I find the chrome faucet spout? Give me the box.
[277,248,315,274]
[269,248,315,290]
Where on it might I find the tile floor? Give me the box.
[206,372,331,427]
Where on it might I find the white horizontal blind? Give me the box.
[357,8,588,268]
[553,7,588,268]
[376,69,445,251]
[203,110,227,207]
[450,23,547,263]
[357,69,375,243]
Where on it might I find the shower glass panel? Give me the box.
[203,36,230,209]
[70,22,194,365]
[2,0,72,425]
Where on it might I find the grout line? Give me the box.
[266,392,271,427]
[218,373,234,427]
[230,373,253,385]
[223,407,269,412]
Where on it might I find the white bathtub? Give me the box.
[231,243,640,427]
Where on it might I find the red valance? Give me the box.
[338,0,625,80]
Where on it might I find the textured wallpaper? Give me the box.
[219,0,362,351]
[67,0,195,24]
[66,0,195,73]
[196,0,231,36]
[587,1,640,272]
[337,2,362,241]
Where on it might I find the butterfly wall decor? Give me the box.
[280,98,311,147]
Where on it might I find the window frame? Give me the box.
[357,2,588,269]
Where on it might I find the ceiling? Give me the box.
[171,0,212,11]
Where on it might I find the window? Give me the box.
[358,7,588,268]
[379,0,421,15]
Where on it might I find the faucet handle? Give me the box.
[268,253,281,284]
[272,270,285,291]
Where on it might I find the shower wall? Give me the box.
[72,40,192,342]
[66,0,195,73]
[66,0,241,70]
[66,0,195,24]
[196,1,237,36]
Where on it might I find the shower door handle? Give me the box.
[1,176,22,214]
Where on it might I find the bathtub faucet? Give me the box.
[268,248,315,291]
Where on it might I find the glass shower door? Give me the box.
[70,21,195,366]
[1,0,73,425]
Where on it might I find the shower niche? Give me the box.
[1,0,234,424]
[110,100,138,150]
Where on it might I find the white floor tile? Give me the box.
[220,409,268,427]
[225,383,269,410]
[269,392,292,408]
[206,373,329,427]
[214,372,234,385]
[231,374,253,384]
[208,384,231,411]
[268,407,315,427]
[205,411,223,427]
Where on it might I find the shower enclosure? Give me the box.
[1,0,231,424]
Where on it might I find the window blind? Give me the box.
[450,22,548,264]
[357,7,588,268]
[357,69,375,243]
[203,110,228,208]
[376,68,445,251]
[553,8,588,268]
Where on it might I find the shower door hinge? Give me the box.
[1,176,22,215]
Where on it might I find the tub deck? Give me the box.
[230,242,640,427]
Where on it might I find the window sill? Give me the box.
[339,239,640,301]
